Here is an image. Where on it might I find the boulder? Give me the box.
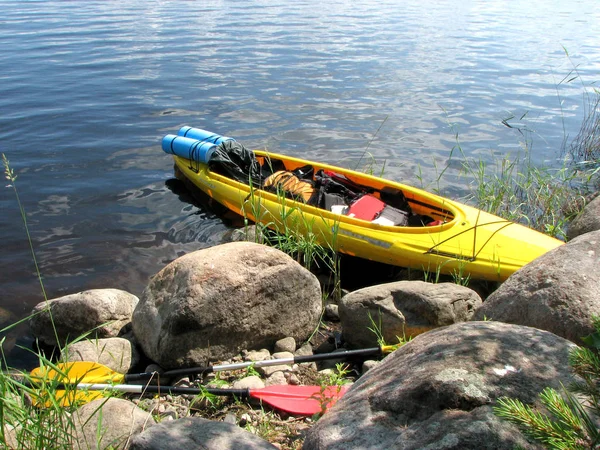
[129,416,277,449]
[304,321,576,450]
[29,289,139,347]
[61,337,140,374]
[567,193,600,240]
[74,398,154,450]
[339,281,482,348]
[132,242,322,368]
[472,230,600,345]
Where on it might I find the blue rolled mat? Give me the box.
[161,135,217,164]
[178,126,234,144]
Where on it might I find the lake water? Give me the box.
[1,0,599,365]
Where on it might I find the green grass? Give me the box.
[440,88,599,242]
[243,181,343,300]
[0,354,102,449]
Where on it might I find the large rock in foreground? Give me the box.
[473,230,600,345]
[339,281,482,348]
[29,289,139,346]
[129,417,277,449]
[304,321,575,450]
[133,242,322,368]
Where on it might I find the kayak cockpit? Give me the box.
[248,152,456,229]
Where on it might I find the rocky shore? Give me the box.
[18,194,600,449]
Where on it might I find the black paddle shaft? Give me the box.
[125,346,383,382]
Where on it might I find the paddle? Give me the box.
[30,344,397,386]
[33,384,346,415]
[51,383,348,416]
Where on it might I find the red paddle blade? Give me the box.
[248,385,349,416]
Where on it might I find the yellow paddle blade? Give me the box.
[30,362,126,385]
[32,387,107,408]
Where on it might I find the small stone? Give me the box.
[294,343,314,357]
[274,337,297,353]
[288,373,301,385]
[362,359,379,374]
[324,304,340,321]
[272,351,294,360]
[161,410,177,421]
[258,363,292,377]
[223,413,237,425]
[243,348,271,362]
[318,368,335,377]
[240,413,252,427]
[232,375,265,390]
[265,371,287,386]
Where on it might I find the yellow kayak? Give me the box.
[172,149,563,282]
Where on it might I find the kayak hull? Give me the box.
[173,151,563,282]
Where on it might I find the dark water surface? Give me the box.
[1,0,599,365]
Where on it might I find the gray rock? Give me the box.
[29,289,139,347]
[472,230,600,345]
[129,416,277,449]
[74,398,154,450]
[258,362,292,377]
[265,371,288,386]
[274,336,297,353]
[567,194,600,240]
[294,343,314,357]
[61,337,140,374]
[304,321,576,450]
[324,303,340,321]
[272,351,294,360]
[361,359,379,374]
[132,242,322,368]
[340,281,482,348]
[232,375,265,390]
[244,349,272,362]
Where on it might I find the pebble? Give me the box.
[161,410,177,421]
[324,304,340,321]
[362,359,379,374]
[265,371,287,386]
[287,373,301,385]
[243,348,271,361]
[274,336,296,353]
[232,375,265,390]
[272,351,294,360]
[239,413,252,427]
[258,364,292,377]
[223,413,237,425]
[294,343,314,357]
